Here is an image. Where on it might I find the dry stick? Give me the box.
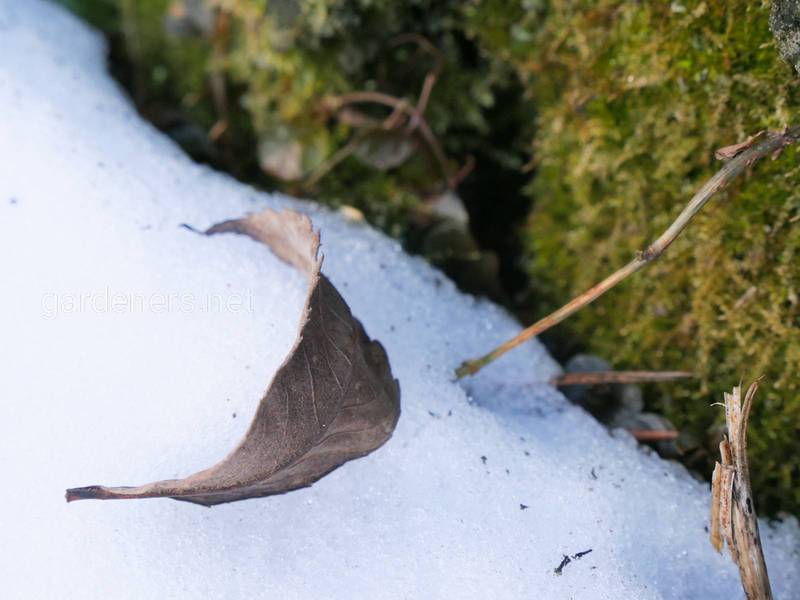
[552,371,689,442]
[329,91,453,185]
[628,430,679,442]
[550,370,693,386]
[448,155,476,189]
[455,126,800,379]
[320,36,461,191]
[389,33,444,120]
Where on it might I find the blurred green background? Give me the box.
[61,0,800,516]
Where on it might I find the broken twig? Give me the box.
[628,429,679,442]
[553,548,593,575]
[551,370,693,387]
[553,555,571,575]
[709,380,772,600]
[455,126,800,378]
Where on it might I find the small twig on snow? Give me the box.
[455,125,800,379]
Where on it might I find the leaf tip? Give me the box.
[65,485,111,502]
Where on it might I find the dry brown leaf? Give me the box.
[66,209,401,506]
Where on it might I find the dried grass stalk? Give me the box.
[550,370,693,386]
[456,126,800,379]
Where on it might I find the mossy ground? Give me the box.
[62,0,800,515]
[509,1,800,515]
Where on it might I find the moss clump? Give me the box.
[496,1,800,514]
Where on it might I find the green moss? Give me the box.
[506,0,800,514]
[119,1,213,112]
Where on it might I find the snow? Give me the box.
[0,1,798,598]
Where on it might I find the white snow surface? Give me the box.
[0,2,798,599]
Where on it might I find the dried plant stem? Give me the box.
[455,126,800,379]
[628,430,679,442]
[550,370,693,386]
[389,33,444,119]
[329,91,452,184]
[710,380,772,600]
[316,35,474,192]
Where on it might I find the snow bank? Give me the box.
[0,2,797,598]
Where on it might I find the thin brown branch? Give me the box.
[331,91,413,113]
[382,103,408,130]
[628,429,679,442]
[416,117,451,183]
[327,92,452,184]
[551,370,693,386]
[447,155,476,190]
[320,36,460,190]
[455,126,800,379]
[337,107,383,129]
[208,119,228,142]
[389,34,443,119]
[415,72,438,121]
